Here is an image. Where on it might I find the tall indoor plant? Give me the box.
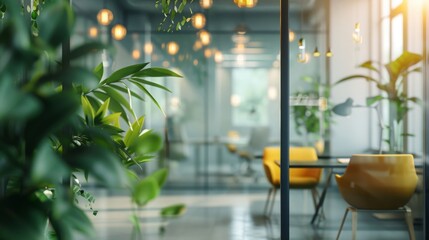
[0,0,183,239]
[335,51,422,153]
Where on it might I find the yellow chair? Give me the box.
[262,147,321,217]
[289,147,322,217]
[262,147,281,216]
[335,154,418,240]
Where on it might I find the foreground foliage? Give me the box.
[0,0,182,239]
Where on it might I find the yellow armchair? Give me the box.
[335,154,418,240]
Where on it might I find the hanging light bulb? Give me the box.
[144,42,153,54]
[289,29,295,42]
[167,41,180,55]
[132,49,141,60]
[198,30,211,46]
[352,22,363,44]
[193,40,203,51]
[233,0,258,8]
[313,47,320,57]
[235,24,248,35]
[204,48,213,58]
[111,24,127,40]
[298,38,305,50]
[214,50,223,63]
[192,13,206,29]
[97,8,114,26]
[326,47,333,57]
[88,26,98,38]
[200,0,213,9]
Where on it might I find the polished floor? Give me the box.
[79,182,424,240]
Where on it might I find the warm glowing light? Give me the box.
[200,0,213,9]
[313,47,321,57]
[170,97,180,108]
[97,9,114,26]
[230,95,241,107]
[192,13,206,29]
[297,53,310,63]
[162,61,170,68]
[193,40,203,51]
[235,24,248,35]
[198,30,211,46]
[233,0,257,8]
[111,24,127,40]
[193,59,199,66]
[298,38,305,50]
[132,49,141,60]
[204,48,213,58]
[214,51,223,63]
[88,27,98,38]
[144,42,153,54]
[326,48,333,57]
[289,29,295,42]
[167,41,180,55]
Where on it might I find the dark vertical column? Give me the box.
[280,0,289,239]
[62,0,71,187]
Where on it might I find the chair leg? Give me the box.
[404,206,416,240]
[336,207,350,240]
[263,188,273,216]
[268,188,278,216]
[351,208,357,240]
[311,188,325,220]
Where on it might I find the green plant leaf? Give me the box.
[132,176,159,206]
[102,112,122,128]
[101,63,149,85]
[132,67,182,78]
[358,60,380,74]
[385,51,422,86]
[150,168,168,187]
[65,146,128,187]
[366,95,383,106]
[38,0,74,47]
[131,81,165,116]
[160,204,186,217]
[69,42,107,60]
[95,98,110,119]
[109,83,144,100]
[130,78,172,93]
[335,74,381,86]
[93,90,130,124]
[31,141,69,184]
[81,95,95,125]
[131,130,163,155]
[100,86,133,112]
[124,116,145,147]
[93,63,104,81]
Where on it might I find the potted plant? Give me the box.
[0,0,184,239]
[335,51,422,153]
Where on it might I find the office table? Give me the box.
[277,158,423,224]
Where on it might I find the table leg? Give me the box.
[311,169,333,224]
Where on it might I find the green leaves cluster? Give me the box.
[0,0,183,239]
[335,51,423,152]
[155,0,194,31]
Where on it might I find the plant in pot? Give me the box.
[335,51,423,153]
[0,0,184,239]
[291,76,332,154]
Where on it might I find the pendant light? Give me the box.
[97,8,113,26]
[326,47,333,57]
[198,30,211,46]
[200,0,213,9]
[167,41,180,55]
[233,0,257,8]
[313,47,320,57]
[352,22,363,44]
[192,13,206,29]
[88,26,98,38]
[111,24,127,40]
